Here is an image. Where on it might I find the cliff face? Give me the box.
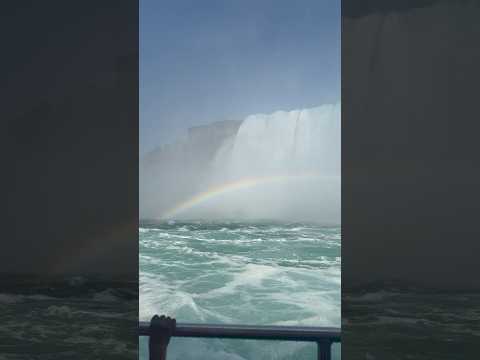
[140,120,242,219]
[143,120,241,167]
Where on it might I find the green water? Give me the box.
[343,286,480,359]
[0,276,137,359]
[139,220,341,359]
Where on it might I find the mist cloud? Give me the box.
[140,103,340,224]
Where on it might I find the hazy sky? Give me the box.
[140,0,340,155]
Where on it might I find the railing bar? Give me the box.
[139,322,341,343]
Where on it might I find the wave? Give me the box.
[0,293,56,304]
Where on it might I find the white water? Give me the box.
[194,104,340,222]
[219,104,340,178]
[139,221,341,360]
[143,103,341,223]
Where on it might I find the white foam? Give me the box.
[92,289,121,302]
[45,305,75,318]
[0,293,55,304]
[199,263,281,298]
[345,290,398,302]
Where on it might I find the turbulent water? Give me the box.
[343,285,480,359]
[139,220,341,360]
[0,276,137,359]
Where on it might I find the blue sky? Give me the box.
[140,0,340,155]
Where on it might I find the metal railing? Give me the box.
[139,318,341,360]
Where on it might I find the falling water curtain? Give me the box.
[342,0,480,358]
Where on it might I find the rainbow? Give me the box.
[160,173,338,219]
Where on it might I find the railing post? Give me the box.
[149,315,163,360]
[148,315,176,360]
[317,340,331,360]
[148,335,162,360]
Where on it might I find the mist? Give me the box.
[140,103,340,224]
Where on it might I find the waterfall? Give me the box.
[141,103,340,223]
[225,103,340,179]
[202,103,341,223]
